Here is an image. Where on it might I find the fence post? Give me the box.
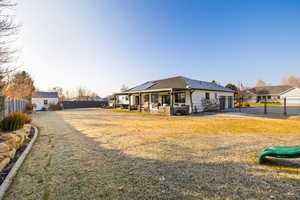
[283,98,287,116]
[264,101,267,114]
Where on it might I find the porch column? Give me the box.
[189,90,193,114]
[114,95,117,108]
[128,94,131,110]
[139,93,142,112]
[148,93,151,111]
[170,89,174,115]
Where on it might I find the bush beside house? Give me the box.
[48,103,64,111]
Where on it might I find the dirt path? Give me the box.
[4,109,300,200]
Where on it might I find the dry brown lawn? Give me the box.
[4,108,300,200]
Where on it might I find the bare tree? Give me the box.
[64,89,71,100]
[76,87,92,101]
[120,84,129,92]
[0,0,19,91]
[282,76,300,87]
[51,86,65,101]
[77,87,86,98]
[256,80,266,87]
[90,92,99,100]
[54,87,100,101]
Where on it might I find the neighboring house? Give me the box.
[242,85,300,104]
[114,76,235,115]
[32,92,59,111]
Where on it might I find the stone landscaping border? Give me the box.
[0,126,38,200]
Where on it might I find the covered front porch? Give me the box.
[114,89,191,115]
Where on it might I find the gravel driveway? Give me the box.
[4,109,300,200]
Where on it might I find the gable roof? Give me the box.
[248,85,294,96]
[32,92,58,98]
[127,76,234,93]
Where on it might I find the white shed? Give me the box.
[32,92,59,111]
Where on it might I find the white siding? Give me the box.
[281,88,300,104]
[191,90,234,112]
[117,95,129,105]
[32,98,59,111]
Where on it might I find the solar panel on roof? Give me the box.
[183,77,233,92]
[130,81,156,91]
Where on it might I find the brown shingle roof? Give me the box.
[148,76,187,90]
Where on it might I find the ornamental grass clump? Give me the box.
[0,112,32,131]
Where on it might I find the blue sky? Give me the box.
[17,0,300,96]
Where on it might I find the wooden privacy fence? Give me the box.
[0,95,27,120]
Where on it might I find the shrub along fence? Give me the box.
[0,96,27,120]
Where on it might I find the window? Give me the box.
[175,92,186,103]
[151,94,158,104]
[162,95,170,105]
[268,96,271,99]
[215,93,218,99]
[205,93,210,100]
[125,96,129,101]
[44,100,48,105]
[277,96,281,99]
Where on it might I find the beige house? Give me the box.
[114,76,234,115]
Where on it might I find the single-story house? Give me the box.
[32,92,59,111]
[114,76,235,115]
[242,85,300,104]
